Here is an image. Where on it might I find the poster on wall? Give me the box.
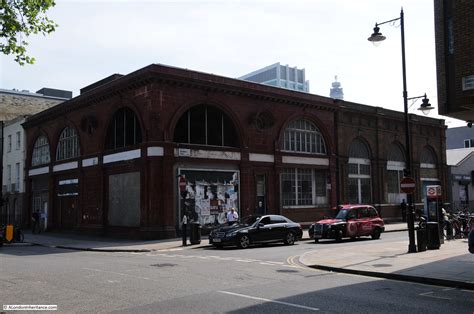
[179,169,239,228]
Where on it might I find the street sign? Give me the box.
[426,185,442,199]
[400,177,416,194]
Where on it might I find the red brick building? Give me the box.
[23,64,447,238]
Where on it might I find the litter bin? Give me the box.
[189,221,202,245]
[416,227,427,252]
[426,222,440,250]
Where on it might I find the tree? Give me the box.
[1,0,57,65]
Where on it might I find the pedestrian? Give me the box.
[400,199,407,222]
[469,228,474,254]
[32,210,40,234]
[227,208,238,225]
[181,212,188,246]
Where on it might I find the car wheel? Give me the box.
[335,230,343,242]
[371,228,381,240]
[284,232,296,245]
[238,235,250,249]
[314,238,319,243]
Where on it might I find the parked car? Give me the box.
[312,205,385,242]
[209,215,303,249]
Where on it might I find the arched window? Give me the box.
[348,139,371,204]
[420,147,438,179]
[282,119,326,154]
[173,105,239,148]
[32,135,50,166]
[421,147,437,164]
[105,107,142,150]
[56,127,80,161]
[386,143,406,203]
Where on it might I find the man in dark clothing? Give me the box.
[400,200,407,222]
[32,211,40,234]
[469,229,474,254]
[181,213,188,246]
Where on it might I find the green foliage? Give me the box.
[0,0,57,65]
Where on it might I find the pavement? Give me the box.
[4,222,473,290]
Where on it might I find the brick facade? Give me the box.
[23,64,447,239]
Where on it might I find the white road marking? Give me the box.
[236,259,255,263]
[419,292,451,300]
[264,261,284,265]
[218,291,319,311]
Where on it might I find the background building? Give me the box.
[434,0,474,124]
[22,64,446,239]
[445,126,474,211]
[239,63,310,92]
[330,76,344,100]
[0,88,71,226]
[446,126,474,149]
[447,148,474,211]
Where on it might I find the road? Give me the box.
[1,231,473,313]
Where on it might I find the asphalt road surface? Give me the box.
[1,231,473,313]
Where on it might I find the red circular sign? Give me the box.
[400,177,416,194]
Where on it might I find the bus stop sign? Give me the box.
[400,177,416,194]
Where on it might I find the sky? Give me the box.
[0,0,465,127]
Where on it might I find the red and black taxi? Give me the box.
[310,205,385,242]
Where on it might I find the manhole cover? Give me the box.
[277,269,299,273]
[150,263,177,267]
[372,264,392,267]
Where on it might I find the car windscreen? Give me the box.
[241,216,260,226]
[335,209,348,220]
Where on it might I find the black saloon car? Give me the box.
[209,215,303,249]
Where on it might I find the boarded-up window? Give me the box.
[108,172,140,227]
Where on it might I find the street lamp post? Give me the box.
[368,9,433,253]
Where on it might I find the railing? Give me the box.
[452,201,474,213]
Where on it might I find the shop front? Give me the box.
[177,168,240,232]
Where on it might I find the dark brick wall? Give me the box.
[23,64,446,238]
[434,0,474,121]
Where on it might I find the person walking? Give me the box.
[227,208,238,225]
[181,213,188,246]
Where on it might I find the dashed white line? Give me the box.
[419,292,451,300]
[218,291,319,311]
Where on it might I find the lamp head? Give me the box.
[368,24,386,46]
[417,94,434,115]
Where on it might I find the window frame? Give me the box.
[280,168,328,208]
[32,135,51,166]
[56,127,80,161]
[7,134,11,152]
[173,105,239,148]
[462,75,474,91]
[348,157,372,204]
[282,119,326,155]
[16,131,21,150]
